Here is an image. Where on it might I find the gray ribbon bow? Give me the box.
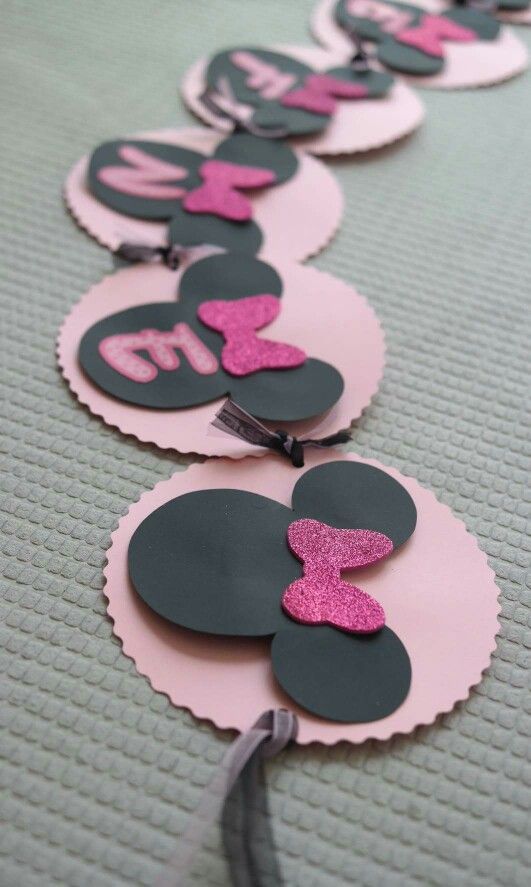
[114,241,184,269]
[155,709,298,887]
[212,398,351,468]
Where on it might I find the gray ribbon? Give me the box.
[114,242,184,269]
[113,241,224,271]
[155,709,298,887]
[199,75,289,140]
[332,22,373,71]
[347,31,372,72]
[212,398,351,468]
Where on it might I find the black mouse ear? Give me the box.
[444,8,500,41]
[271,624,411,723]
[87,139,202,220]
[213,132,298,185]
[230,358,344,423]
[179,252,283,309]
[128,489,297,637]
[292,462,417,549]
[376,39,444,77]
[168,206,263,255]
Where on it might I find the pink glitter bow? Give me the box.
[396,14,476,58]
[197,294,307,377]
[282,519,394,634]
[182,160,276,222]
[281,74,368,116]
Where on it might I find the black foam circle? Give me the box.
[272,624,411,723]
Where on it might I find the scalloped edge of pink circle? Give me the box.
[103,451,500,745]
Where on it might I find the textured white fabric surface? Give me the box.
[0,2,530,885]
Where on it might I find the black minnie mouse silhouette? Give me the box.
[128,460,417,723]
[203,47,393,136]
[79,253,344,423]
[333,0,500,76]
[88,132,298,255]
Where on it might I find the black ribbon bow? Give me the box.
[348,31,372,72]
[212,398,351,467]
[114,241,184,269]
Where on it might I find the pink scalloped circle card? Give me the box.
[64,126,343,262]
[57,254,385,457]
[311,0,528,89]
[181,44,425,155]
[104,451,500,745]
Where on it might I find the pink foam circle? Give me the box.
[104,451,500,745]
[64,126,343,262]
[311,0,528,88]
[57,259,385,457]
[181,46,425,155]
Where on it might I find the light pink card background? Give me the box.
[64,126,343,262]
[311,0,528,89]
[57,259,385,457]
[498,8,531,24]
[181,45,425,155]
[104,451,500,745]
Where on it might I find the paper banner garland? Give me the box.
[181,44,425,155]
[104,452,500,744]
[52,3,512,878]
[65,126,343,262]
[57,253,385,457]
[311,0,528,88]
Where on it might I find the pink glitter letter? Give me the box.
[97,145,188,199]
[346,0,413,34]
[230,51,298,100]
[99,324,219,382]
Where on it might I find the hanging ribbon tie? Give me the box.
[346,29,372,72]
[114,241,223,270]
[155,709,298,887]
[212,398,351,467]
[114,241,184,269]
